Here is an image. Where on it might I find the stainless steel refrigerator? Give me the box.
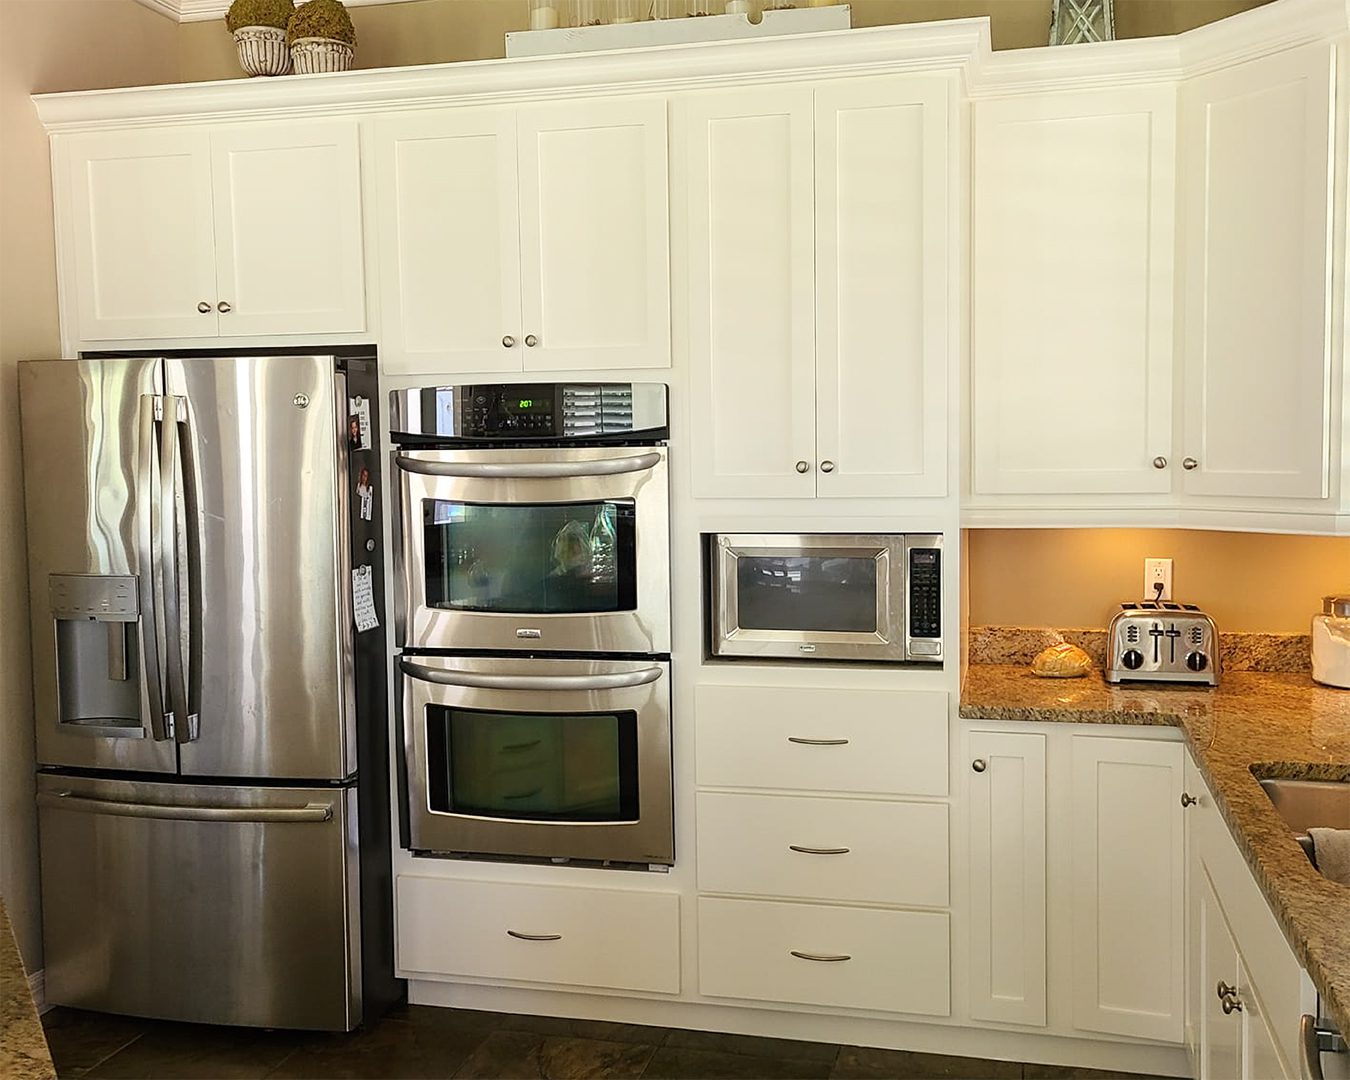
[18,350,399,1031]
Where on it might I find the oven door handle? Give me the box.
[399,659,663,692]
[394,452,662,480]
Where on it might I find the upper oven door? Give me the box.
[395,445,669,655]
[711,534,907,662]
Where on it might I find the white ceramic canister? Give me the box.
[1311,595,1350,689]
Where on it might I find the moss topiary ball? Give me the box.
[224,0,295,33]
[286,0,357,45]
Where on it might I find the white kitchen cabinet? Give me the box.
[1070,735,1185,1043]
[1199,875,1244,1080]
[970,86,1176,496]
[374,109,523,374]
[62,121,366,342]
[967,730,1047,1027]
[683,76,950,500]
[1179,43,1336,501]
[375,98,669,375]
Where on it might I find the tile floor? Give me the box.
[41,1004,1171,1080]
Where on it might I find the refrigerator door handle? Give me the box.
[166,395,202,742]
[37,791,334,823]
[137,395,170,741]
[159,396,189,743]
[399,658,664,692]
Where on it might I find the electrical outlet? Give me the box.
[1144,558,1173,601]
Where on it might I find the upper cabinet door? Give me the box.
[516,98,671,370]
[64,129,219,341]
[374,109,523,375]
[210,121,367,337]
[1180,44,1335,500]
[971,86,1176,496]
[682,87,817,498]
[814,77,950,499]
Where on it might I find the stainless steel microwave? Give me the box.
[709,533,942,664]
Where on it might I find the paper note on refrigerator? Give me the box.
[352,565,379,632]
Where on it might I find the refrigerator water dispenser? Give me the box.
[49,574,141,731]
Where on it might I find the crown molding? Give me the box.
[135,0,445,22]
[968,36,1182,98]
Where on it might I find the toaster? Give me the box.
[1105,602,1220,686]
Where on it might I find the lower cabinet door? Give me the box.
[1070,736,1186,1042]
[1241,963,1294,1080]
[697,897,950,1016]
[396,876,681,994]
[1200,875,1242,1080]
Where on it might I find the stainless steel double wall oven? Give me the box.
[391,383,673,867]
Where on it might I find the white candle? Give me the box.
[725,0,750,11]
[530,4,559,29]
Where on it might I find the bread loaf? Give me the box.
[1031,642,1092,678]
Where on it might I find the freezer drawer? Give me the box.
[36,774,361,1031]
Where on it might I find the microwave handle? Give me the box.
[399,658,663,692]
[394,452,662,480]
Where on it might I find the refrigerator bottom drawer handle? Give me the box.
[37,792,333,823]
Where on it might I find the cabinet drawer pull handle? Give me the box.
[790,950,851,963]
[524,334,539,347]
[1217,980,1243,1014]
[795,460,810,473]
[1181,792,1198,807]
[819,460,835,473]
[217,301,231,314]
[789,845,850,855]
[502,335,516,348]
[787,737,849,746]
[507,930,562,942]
[972,758,988,773]
[1153,456,1168,469]
[197,301,212,314]
[1183,457,1199,470]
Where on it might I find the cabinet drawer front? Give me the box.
[697,897,949,1016]
[697,792,948,907]
[695,685,947,796]
[396,876,680,994]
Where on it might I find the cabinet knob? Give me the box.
[1153,456,1168,469]
[502,335,516,348]
[1181,792,1197,807]
[972,758,987,773]
[524,334,539,348]
[1183,457,1199,470]
[197,301,212,314]
[217,301,232,314]
[1217,981,1243,1014]
[819,460,835,473]
[795,460,810,474]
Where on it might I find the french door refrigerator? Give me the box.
[18,350,399,1031]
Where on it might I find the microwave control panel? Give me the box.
[906,542,942,660]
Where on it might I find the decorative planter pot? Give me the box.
[290,37,354,73]
[232,26,291,76]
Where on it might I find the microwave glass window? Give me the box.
[736,556,878,633]
[424,707,640,822]
[422,500,637,615]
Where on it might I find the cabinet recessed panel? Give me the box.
[972,92,1175,495]
[816,80,949,498]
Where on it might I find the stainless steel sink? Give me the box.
[1259,779,1350,871]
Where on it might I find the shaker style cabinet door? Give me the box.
[1199,875,1243,1080]
[210,120,366,337]
[1179,44,1335,500]
[970,86,1176,496]
[374,108,524,375]
[681,87,817,498]
[1070,736,1185,1043]
[516,97,671,370]
[967,729,1047,1027]
[814,77,950,499]
[62,128,219,341]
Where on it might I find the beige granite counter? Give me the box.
[0,899,55,1080]
[960,666,1350,1038]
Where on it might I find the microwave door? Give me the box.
[19,358,178,774]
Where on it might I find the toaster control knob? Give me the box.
[1186,651,1209,672]
[1121,649,1144,670]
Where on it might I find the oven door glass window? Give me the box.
[425,707,640,822]
[422,500,637,615]
[736,556,878,633]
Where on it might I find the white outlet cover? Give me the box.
[1144,558,1173,601]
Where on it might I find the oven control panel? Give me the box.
[390,383,668,444]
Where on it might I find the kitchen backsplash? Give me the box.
[968,625,1312,673]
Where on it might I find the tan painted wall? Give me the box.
[177,0,1271,83]
[968,530,1350,633]
[0,0,179,974]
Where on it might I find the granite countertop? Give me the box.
[0,899,55,1080]
[960,665,1350,1037]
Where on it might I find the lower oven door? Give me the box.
[394,446,669,655]
[400,654,673,866]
